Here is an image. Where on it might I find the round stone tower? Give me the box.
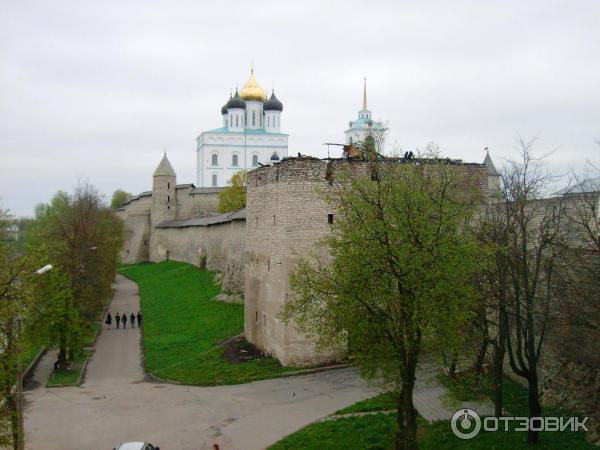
[151,154,177,227]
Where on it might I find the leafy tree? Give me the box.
[0,207,41,449]
[284,149,485,450]
[110,189,132,209]
[26,184,124,368]
[218,170,246,213]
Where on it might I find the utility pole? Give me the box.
[16,343,23,450]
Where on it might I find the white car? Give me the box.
[114,442,160,450]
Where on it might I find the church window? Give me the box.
[252,110,256,126]
[236,115,239,127]
[212,174,217,186]
[328,214,334,224]
[232,154,238,166]
[252,155,258,166]
[167,182,170,189]
[212,154,218,166]
[167,195,170,202]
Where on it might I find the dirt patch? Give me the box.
[212,292,244,304]
[222,336,269,364]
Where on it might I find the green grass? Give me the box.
[272,373,595,450]
[335,392,397,415]
[270,413,397,450]
[47,349,90,387]
[118,261,296,385]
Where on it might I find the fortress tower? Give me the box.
[151,154,177,227]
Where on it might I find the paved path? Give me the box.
[24,275,494,450]
[24,276,373,450]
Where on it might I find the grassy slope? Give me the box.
[271,373,595,450]
[119,261,292,385]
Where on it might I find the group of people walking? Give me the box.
[105,311,142,330]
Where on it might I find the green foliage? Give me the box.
[118,261,294,385]
[24,184,124,365]
[110,189,132,209]
[285,156,486,392]
[218,170,246,213]
[438,372,494,404]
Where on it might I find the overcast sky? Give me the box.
[1,0,599,217]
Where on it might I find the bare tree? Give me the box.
[501,138,568,444]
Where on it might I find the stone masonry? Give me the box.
[243,157,495,366]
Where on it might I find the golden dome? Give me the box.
[239,70,266,102]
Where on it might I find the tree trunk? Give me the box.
[492,338,505,417]
[6,394,19,450]
[395,372,418,450]
[473,337,489,374]
[527,373,541,444]
[58,330,68,370]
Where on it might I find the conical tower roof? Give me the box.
[484,150,499,176]
[153,154,176,177]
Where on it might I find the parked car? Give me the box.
[113,442,159,450]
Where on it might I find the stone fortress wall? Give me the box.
[117,153,514,368]
[243,157,493,366]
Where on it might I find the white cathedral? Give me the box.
[196,70,288,187]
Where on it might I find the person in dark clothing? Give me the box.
[105,312,112,329]
[122,313,128,329]
[137,311,142,328]
[115,313,121,329]
[130,312,136,328]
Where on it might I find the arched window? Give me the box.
[235,115,239,127]
[232,154,238,166]
[252,155,258,167]
[211,154,218,166]
[212,174,217,186]
[252,110,256,126]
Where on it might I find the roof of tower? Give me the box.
[227,89,246,110]
[239,69,266,102]
[153,154,176,177]
[483,150,499,176]
[264,90,283,111]
[221,93,231,114]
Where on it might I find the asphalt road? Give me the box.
[24,275,371,450]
